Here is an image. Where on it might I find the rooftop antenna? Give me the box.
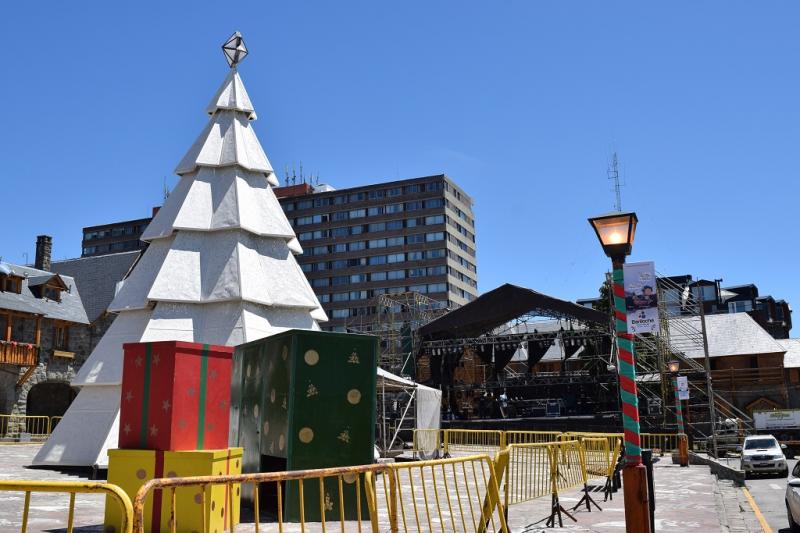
[284,165,290,186]
[607,152,623,212]
[163,177,170,201]
[299,161,304,184]
[292,168,297,185]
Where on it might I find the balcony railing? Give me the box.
[0,341,39,366]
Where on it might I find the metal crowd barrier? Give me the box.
[412,428,443,459]
[133,455,508,533]
[0,480,133,533]
[0,414,53,442]
[505,430,562,445]
[372,454,508,533]
[641,432,683,455]
[443,429,506,458]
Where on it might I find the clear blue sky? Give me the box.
[1,2,798,317]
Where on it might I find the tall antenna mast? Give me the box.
[608,152,622,211]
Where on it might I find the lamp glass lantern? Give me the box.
[668,360,680,373]
[588,211,638,259]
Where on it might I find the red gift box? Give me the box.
[119,341,234,451]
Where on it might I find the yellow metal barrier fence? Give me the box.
[0,480,133,533]
[0,414,52,442]
[505,430,562,445]
[642,433,684,455]
[134,463,387,533]
[371,454,508,533]
[443,429,505,458]
[133,456,507,533]
[412,429,443,459]
[494,440,588,527]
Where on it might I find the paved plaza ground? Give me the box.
[0,444,765,532]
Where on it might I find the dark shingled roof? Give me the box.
[0,263,88,324]
[51,251,140,323]
[419,283,608,341]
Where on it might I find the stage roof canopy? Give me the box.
[419,283,607,341]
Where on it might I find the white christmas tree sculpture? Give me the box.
[34,32,326,468]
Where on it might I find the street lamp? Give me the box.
[588,210,650,533]
[668,360,689,467]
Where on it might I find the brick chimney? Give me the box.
[35,235,52,271]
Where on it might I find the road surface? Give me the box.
[737,457,797,533]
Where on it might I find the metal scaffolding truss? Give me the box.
[344,291,449,378]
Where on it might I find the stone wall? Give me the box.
[4,312,117,417]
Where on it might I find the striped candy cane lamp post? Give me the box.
[669,361,690,467]
[589,211,651,533]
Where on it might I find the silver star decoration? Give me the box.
[209,369,218,380]
[123,423,131,435]
[134,356,143,367]
[162,399,171,412]
[222,31,248,68]
[124,391,133,402]
[187,387,195,397]
[153,353,161,366]
[150,424,159,436]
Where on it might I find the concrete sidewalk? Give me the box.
[504,458,761,532]
[0,445,763,532]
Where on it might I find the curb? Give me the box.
[688,452,745,486]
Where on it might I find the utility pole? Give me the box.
[697,291,719,458]
[608,152,623,212]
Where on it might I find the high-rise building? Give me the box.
[275,174,478,331]
[80,209,158,257]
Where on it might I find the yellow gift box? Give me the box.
[104,448,242,533]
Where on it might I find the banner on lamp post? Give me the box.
[623,261,659,334]
[677,375,689,400]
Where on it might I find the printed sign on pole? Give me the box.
[677,375,689,400]
[623,261,659,334]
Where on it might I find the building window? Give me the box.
[369,239,387,249]
[408,268,425,278]
[54,323,69,350]
[386,220,403,230]
[427,283,447,293]
[406,234,424,245]
[387,187,402,197]
[1,275,22,294]
[387,237,404,247]
[424,198,445,209]
[369,255,387,265]
[728,300,753,313]
[349,209,366,219]
[385,203,404,214]
[349,241,366,251]
[44,285,62,301]
[368,206,384,216]
[311,278,329,287]
[388,270,405,280]
[407,251,423,261]
[331,309,349,318]
[426,232,445,242]
[368,222,385,232]
[405,201,423,211]
[371,272,387,281]
[387,253,405,264]
[425,215,444,225]
[350,274,367,283]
